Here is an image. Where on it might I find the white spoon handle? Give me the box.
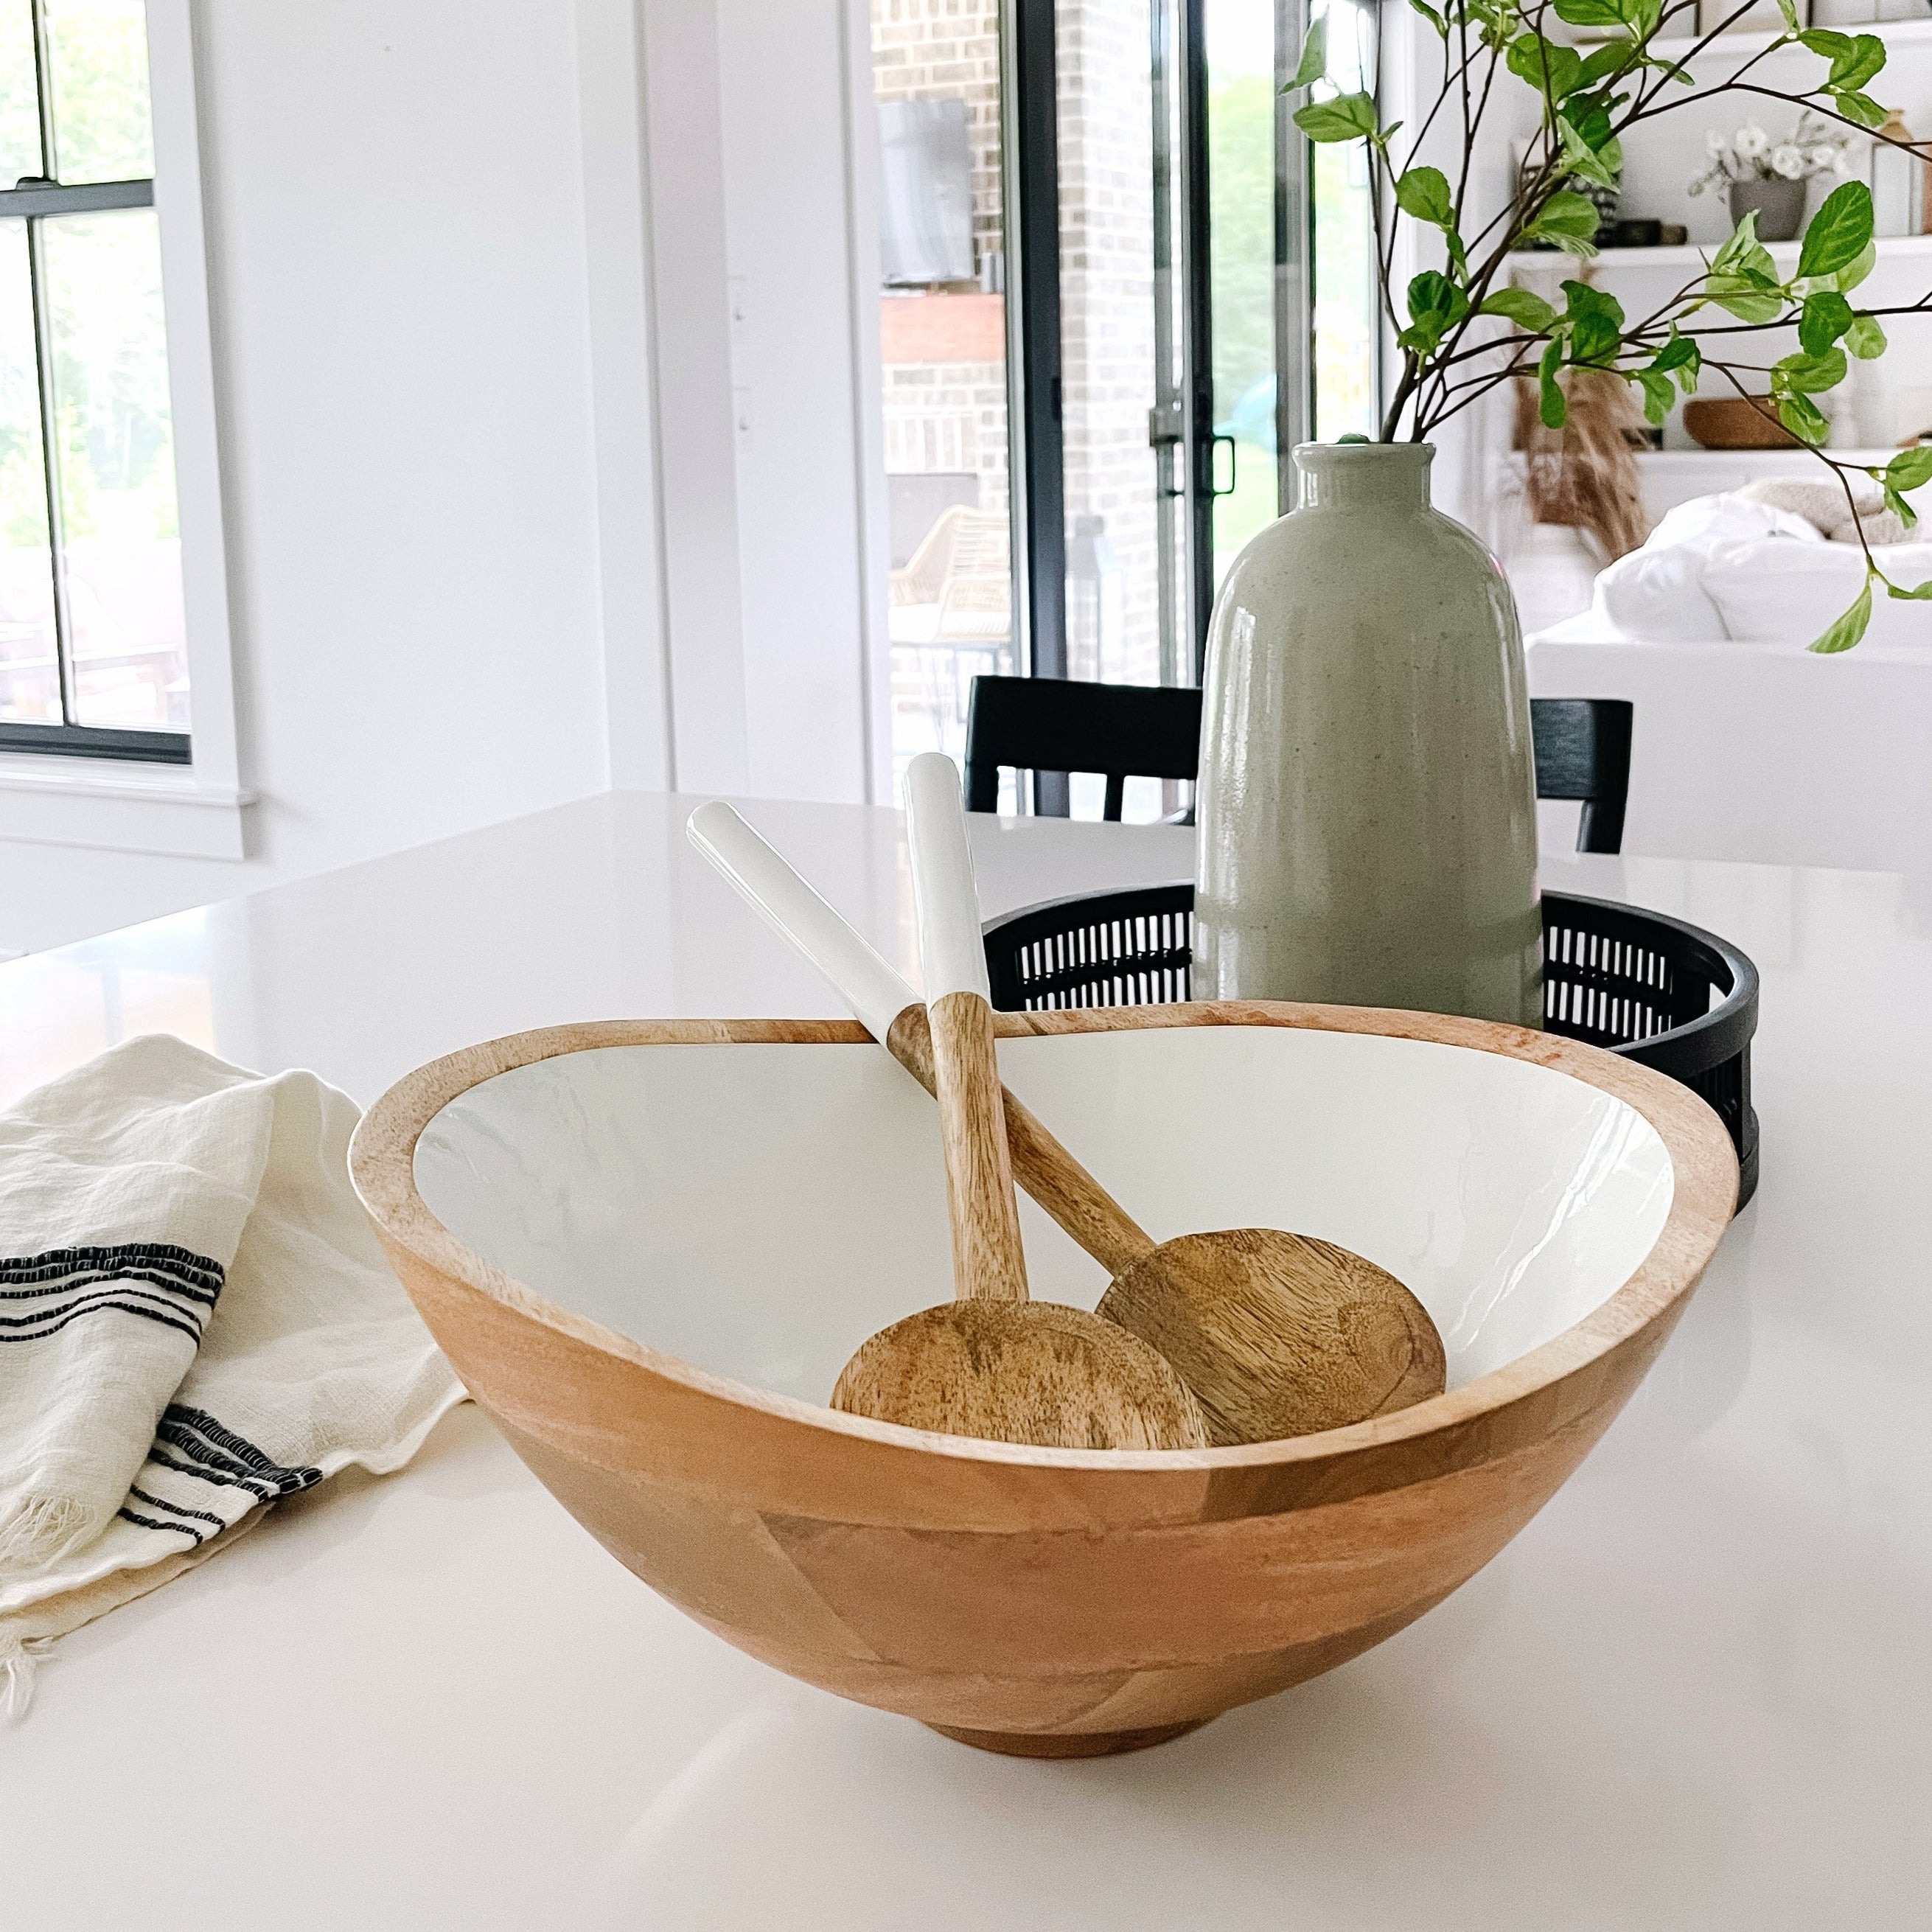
[690,795,1155,1277]
[904,754,1028,1302]
[686,801,916,1045]
[904,753,992,1005]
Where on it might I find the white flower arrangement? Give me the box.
[1690,114,1852,195]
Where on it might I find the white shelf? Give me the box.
[1506,231,1932,270]
[1644,15,1932,60]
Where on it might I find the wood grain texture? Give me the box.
[886,1002,1153,1277]
[924,989,1028,1302]
[1098,1231,1445,1448]
[830,1301,1210,1451]
[349,1001,1738,1757]
[890,1000,1440,1445]
[840,988,1207,1452]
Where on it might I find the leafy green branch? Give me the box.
[1282,0,1932,649]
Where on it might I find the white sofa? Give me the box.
[1525,489,1932,875]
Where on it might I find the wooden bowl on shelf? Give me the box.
[349,1003,1736,1758]
[1684,396,1800,450]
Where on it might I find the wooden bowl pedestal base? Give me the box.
[930,1719,1210,1757]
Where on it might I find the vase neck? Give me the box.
[1294,442,1434,512]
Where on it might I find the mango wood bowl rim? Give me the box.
[348,1000,1739,1477]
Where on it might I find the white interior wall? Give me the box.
[1,0,617,954]
[1,0,890,956]
[716,0,885,809]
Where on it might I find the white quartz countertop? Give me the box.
[1,790,1926,1930]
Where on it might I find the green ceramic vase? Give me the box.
[1193,442,1541,1025]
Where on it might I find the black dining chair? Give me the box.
[962,674,1633,856]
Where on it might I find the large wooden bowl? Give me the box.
[349,1003,1736,1757]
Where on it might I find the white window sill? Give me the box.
[0,756,255,859]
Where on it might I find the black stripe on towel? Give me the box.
[0,1242,223,1348]
[153,1406,321,1499]
[125,1484,229,1534]
[0,1242,224,1298]
[0,1294,205,1346]
[115,1506,208,1545]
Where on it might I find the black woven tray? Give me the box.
[983,884,1760,1209]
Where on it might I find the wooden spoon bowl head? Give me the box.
[1098,1229,1445,1447]
[831,1300,1209,1451]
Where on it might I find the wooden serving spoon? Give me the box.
[820,757,1207,1451]
[687,798,1445,1447]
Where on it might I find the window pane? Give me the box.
[1207,0,1280,589]
[0,0,44,186]
[0,217,59,726]
[872,0,1016,795]
[1311,0,1377,440]
[44,206,187,731]
[1057,0,1175,707]
[46,0,152,184]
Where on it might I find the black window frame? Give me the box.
[0,0,188,767]
[999,0,1328,809]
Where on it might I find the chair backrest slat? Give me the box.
[962,675,1633,854]
[963,676,1202,820]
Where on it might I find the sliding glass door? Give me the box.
[869,0,1377,813]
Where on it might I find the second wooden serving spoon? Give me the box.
[815,756,1206,1451]
[688,797,1445,1448]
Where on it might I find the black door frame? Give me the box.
[1001,0,1312,794]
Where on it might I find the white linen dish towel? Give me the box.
[0,1033,464,1716]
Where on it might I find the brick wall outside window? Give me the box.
[873,0,1165,712]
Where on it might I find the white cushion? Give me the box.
[1702,540,1932,648]
[1588,493,1819,643]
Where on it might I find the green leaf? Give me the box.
[1776,0,1802,28]
[1830,33,1886,91]
[1883,485,1917,529]
[1774,346,1847,394]
[1885,575,1932,598]
[1336,431,1373,444]
[1395,165,1454,228]
[1552,0,1625,21]
[1799,28,1854,56]
[1775,392,1831,444]
[1507,35,1583,98]
[1401,268,1471,357]
[1561,278,1625,365]
[1649,330,1703,394]
[1833,89,1887,130]
[1703,277,1783,324]
[1576,41,1635,88]
[1572,102,1616,150]
[1884,446,1932,492]
[1799,181,1875,280]
[1810,576,1872,653]
[1294,92,1379,142]
[1557,116,1619,189]
[1798,290,1855,356]
[1538,336,1568,429]
[1479,286,1558,331]
[1636,368,1675,425]
[1284,17,1327,90]
[1521,189,1604,254]
[1831,240,1879,293]
[1407,0,1449,35]
[1712,209,1774,280]
[1845,311,1887,358]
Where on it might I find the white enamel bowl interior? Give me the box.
[414,1026,1673,1409]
